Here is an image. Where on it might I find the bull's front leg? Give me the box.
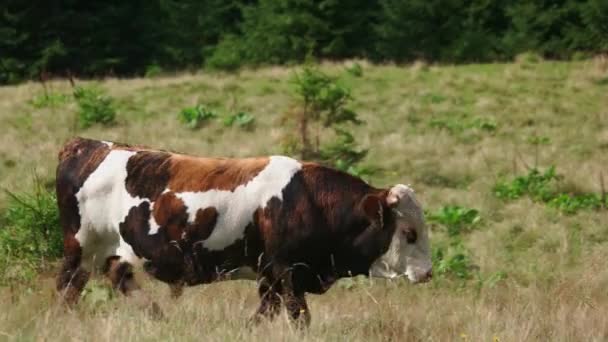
[105,256,163,319]
[277,265,311,328]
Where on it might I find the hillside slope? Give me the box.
[0,60,607,341]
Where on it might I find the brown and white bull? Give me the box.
[56,137,431,325]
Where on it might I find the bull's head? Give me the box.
[367,184,432,283]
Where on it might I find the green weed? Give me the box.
[432,241,476,280]
[179,104,218,129]
[429,115,497,134]
[345,62,363,77]
[223,112,255,130]
[29,92,70,108]
[73,85,116,128]
[494,166,607,214]
[428,205,481,237]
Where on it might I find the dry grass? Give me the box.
[1,59,607,341]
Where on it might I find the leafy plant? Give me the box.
[493,166,607,214]
[179,104,218,129]
[345,62,363,77]
[0,179,62,285]
[223,112,255,130]
[428,205,481,237]
[548,193,606,214]
[30,92,70,108]
[73,85,116,128]
[432,241,475,280]
[145,63,163,78]
[493,167,558,201]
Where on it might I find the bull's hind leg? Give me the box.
[104,256,163,319]
[251,277,282,324]
[56,235,90,306]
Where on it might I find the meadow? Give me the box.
[0,57,607,341]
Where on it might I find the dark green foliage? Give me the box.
[494,166,607,214]
[1,0,607,83]
[375,0,507,62]
[73,86,117,128]
[179,104,218,129]
[206,35,246,71]
[0,181,62,285]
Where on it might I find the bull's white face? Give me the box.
[369,184,432,283]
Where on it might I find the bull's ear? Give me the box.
[386,184,413,208]
[361,194,385,227]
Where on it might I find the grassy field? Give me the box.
[1,58,607,341]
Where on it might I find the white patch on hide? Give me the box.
[75,150,145,270]
[102,141,114,148]
[148,209,161,235]
[176,156,302,251]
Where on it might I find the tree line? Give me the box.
[1,0,607,84]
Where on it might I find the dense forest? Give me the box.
[1,0,607,84]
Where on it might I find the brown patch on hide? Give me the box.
[125,151,172,200]
[152,192,188,241]
[187,207,219,242]
[167,155,269,192]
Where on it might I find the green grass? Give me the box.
[1,59,607,340]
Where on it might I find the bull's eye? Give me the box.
[403,229,417,244]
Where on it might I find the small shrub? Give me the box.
[0,180,62,285]
[428,205,481,237]
[515,52,543,64]
[345,62,363,77]
[179,104,218,129]
[30,92,70,108]
[145,64,163,78]
[73,85,116,128]
[282,65,368,176]
[205,35,244,71]
[223,112,255,130]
